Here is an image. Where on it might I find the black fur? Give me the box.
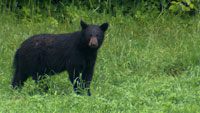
[12,20,109,96]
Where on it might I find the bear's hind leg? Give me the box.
[12,70,28,88]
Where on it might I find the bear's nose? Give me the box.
[91,43,97,47]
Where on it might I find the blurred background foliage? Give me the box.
[0,0,199,23]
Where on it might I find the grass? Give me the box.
[0,10,200,112]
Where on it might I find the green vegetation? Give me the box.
[1,0,200,22]
[0,1,200,112]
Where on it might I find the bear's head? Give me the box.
[81,20,109,49]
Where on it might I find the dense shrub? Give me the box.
[0,0,199,21]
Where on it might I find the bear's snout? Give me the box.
[88,37,98,48]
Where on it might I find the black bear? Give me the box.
[12,20,109,96]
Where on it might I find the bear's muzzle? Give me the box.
[88,37,98,48]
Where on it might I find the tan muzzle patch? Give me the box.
[88,37,98,48]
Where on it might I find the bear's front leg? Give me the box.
[68,63,94,96]
[68,68,82,95]
[82,65,95,96]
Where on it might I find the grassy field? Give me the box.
[0,11,200,112]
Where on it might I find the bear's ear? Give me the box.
[81,20,88,30]
[100,23,109,32]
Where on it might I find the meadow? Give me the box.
[0,10,200,112]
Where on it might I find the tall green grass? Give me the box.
[0,10,200,112]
